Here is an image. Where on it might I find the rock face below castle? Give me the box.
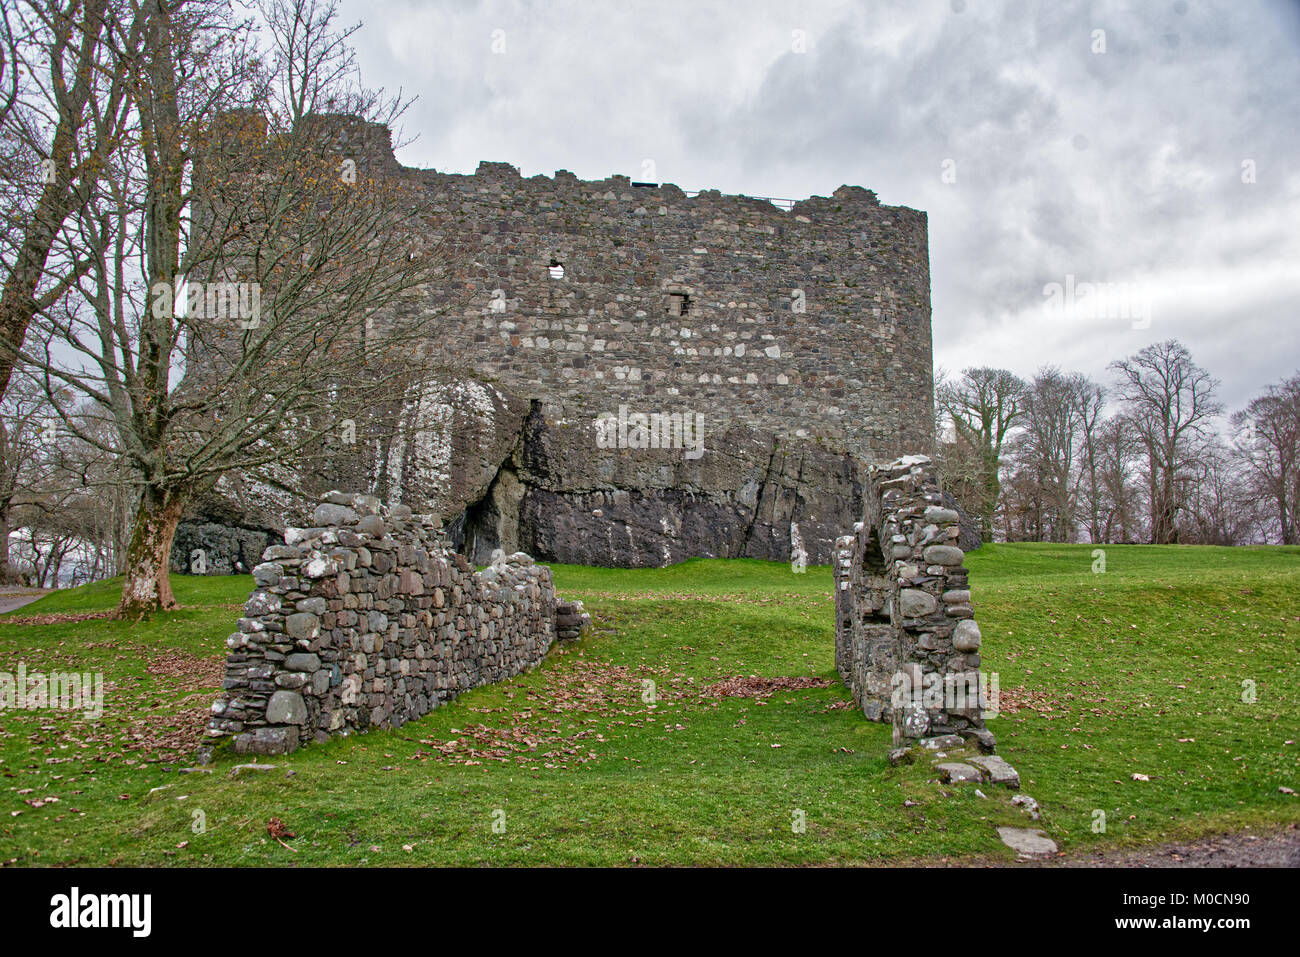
[176,117,936,571]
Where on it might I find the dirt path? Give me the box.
[1039,824,1300,868]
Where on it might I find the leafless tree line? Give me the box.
[937,339,1299,546]
[0,365,133,585]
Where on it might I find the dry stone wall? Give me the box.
[835,455,999,760]
[203,492,585,756]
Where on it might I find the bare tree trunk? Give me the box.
[980,448,1000,542]
[117,486,186,619]
[1279,459,1294,545]
[46,536,73,587]
[27,534,47,586]
[1152,464,1179,544]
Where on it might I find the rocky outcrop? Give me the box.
[505,412,861,567]
[171,523,270,576]
[175,378,866,570]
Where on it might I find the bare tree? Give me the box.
[1110,340,1222,544]
[1005,367,1094,542]
[1094,415,1142,543]
[0,0,145,397]
[0,367,61,579]
[19,0,455,617]
[260,0,402,127]
[0,360,139,585]
[937,367,1026,542]
[1182,436,1259,545]
[998,453,1045,542]
[1075,381,1106,543]
[1232,373,1300,544]
[936,432,987,530]
[934,364,984,526]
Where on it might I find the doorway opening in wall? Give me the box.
[548,260,565,279]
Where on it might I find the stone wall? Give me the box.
[835,455,997,757]
[203,492,585,756]
[185,113,935,569]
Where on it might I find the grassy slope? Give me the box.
[0,545,1296,866]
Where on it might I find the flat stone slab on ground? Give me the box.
[969,754,1021,788]
[935,762,982,783]
[997,827,1058,857]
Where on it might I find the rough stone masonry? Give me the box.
[177,113,945,573]
[834,454,1018,785]
[203,491,587,756]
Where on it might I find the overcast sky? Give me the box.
[337,0,1300,414]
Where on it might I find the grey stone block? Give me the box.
[285,652,321,672]
[970,755,1020,788]
[899,588,937,617]
[934,762,982,784]
[266,691,307,725]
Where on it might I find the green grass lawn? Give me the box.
[0,544,1296,866]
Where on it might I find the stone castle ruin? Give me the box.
[177,114,941,573]
[197,116,1005,765]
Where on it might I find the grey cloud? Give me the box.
[341,0,1300,413]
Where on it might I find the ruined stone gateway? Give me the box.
[207,461,1007,764]
[178,115,943,573]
